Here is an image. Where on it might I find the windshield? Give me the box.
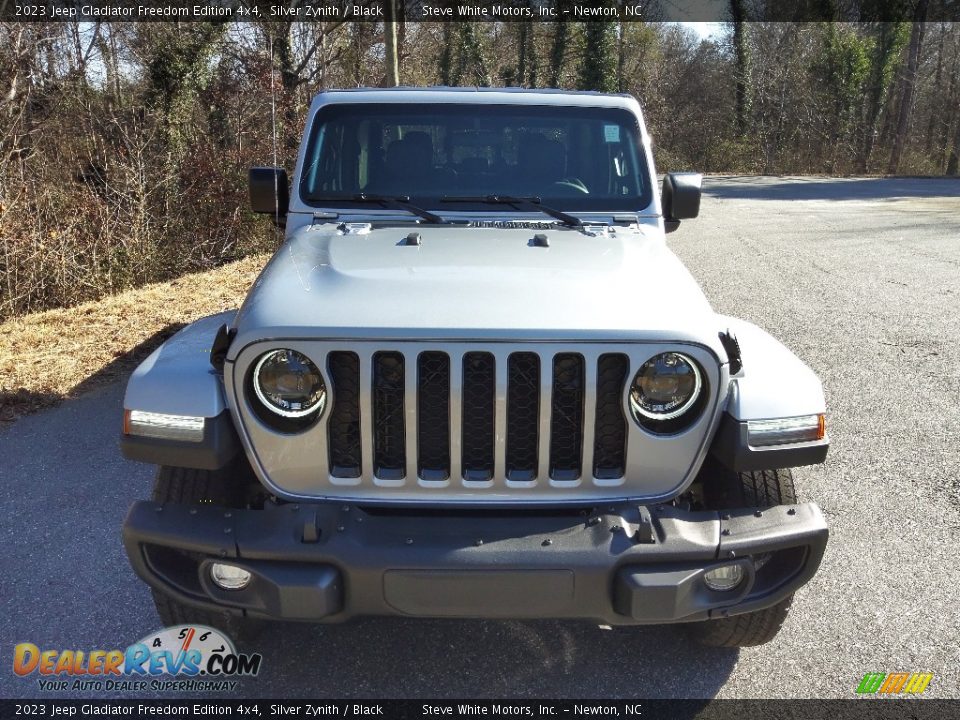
[300,103,652,213]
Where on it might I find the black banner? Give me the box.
[2,0,959,23]
[2,700,960,719]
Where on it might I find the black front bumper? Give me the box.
[122,500,828,625]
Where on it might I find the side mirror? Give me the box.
[249,167,289,220]
[662,172,702,233]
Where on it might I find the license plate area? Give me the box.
[383,570,574,617]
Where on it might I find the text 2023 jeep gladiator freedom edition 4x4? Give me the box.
[121,88,829,647]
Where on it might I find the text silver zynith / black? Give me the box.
[121,88,829,647]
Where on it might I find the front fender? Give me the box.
[720,316,826,421]
[711,316,829,471]
[121,312,240,469]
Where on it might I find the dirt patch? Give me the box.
[0,255,267,424]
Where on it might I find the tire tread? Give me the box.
[690,466,798,648]
[148,465,254,642]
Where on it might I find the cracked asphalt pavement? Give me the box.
[1,177,958,700]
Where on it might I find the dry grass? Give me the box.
[0,254,268,424]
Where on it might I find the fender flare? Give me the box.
[121,312,240,469]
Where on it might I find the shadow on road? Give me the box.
[703,175,960,201]
[235,618,739,699]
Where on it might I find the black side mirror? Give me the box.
[662,172,702,233]
[249,167,289,220]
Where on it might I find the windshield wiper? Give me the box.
[308,193,447,224]
[440,195,583,228]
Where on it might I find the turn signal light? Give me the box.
[747,414,825,447]
[123,409,204,442]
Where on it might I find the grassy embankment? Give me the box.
[0,255,267,423]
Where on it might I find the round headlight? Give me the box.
[630,352,702,422]
[253,349,326,418]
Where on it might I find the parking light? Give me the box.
[747,414,825,447]
[123,409,204,442]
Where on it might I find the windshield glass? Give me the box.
[300,103,652,213]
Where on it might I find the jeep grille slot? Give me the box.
[373,351,406,479]
[549,353,585,481]
[461,352,496,481]
[506,352,540,481]
[327,351,362,478]
[593,353,629,479]
[417,351,451,481]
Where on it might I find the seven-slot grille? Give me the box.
[326,349,629,485]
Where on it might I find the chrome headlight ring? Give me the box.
[629,352,706,433]
[251,349,327,420]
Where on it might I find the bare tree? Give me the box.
[888,1,929,174]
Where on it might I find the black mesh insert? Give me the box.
[593,353,629,479]
[417,352,450,481]
[549,353,584,481]
[373,351,405,479]
[461,352,495,481]
[506,352,540,481]
[327,352,362,478]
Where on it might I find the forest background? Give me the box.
[1,4,958,319]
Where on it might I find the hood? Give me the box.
[230,221,720,352]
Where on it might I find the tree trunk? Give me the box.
[730,0,748,135]
[617,21,625,93]
[888,2,928,174]
[548,19,569,88]
[440,23,453,85]
[384,0,399,87]
[947,107,960,175]
[857,22,907,173]
[578,22,616,92]
[517,22,528,87]
[940,36,960,160]
[924,24,946,153]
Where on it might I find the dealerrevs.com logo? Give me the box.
[13,625,262,692]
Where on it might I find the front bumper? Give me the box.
[122,500,828,625]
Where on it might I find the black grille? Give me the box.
[461,352,495,481]
[327,352,361,478]
[593,354,629,479]
[373,351,405,479]
[322,347,634,486]
[506,353,540,481]
[549,353,585,480]
[417,352,451,480]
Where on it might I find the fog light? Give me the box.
[703,564,744,592]
[210,563,251,590]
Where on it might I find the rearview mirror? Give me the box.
[249,167,289,219]
[662,172,702,233]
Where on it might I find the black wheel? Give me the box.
[149,464,258,642]
[690,465,797,648]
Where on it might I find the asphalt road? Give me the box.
[2,176,959,700]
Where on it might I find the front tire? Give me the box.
[690,466,798,648]
[149,464,256,641]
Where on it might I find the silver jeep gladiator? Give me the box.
[121,88,829,647]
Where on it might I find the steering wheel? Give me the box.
[551,178,590,194]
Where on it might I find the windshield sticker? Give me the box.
[604,124,621,143]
